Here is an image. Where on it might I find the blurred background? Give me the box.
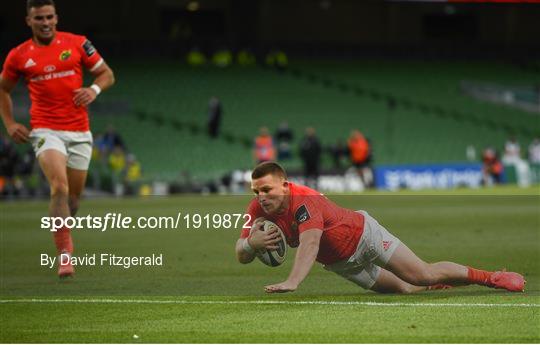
[1,0,539,197]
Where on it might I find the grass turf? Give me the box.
[0,188,539,343]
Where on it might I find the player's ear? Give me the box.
[26,15,31,27]
[282,180,289,188]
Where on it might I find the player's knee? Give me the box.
[50,178,69,198]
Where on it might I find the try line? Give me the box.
[0,299,538,308]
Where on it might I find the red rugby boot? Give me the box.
[58,252,74,279]
[489,271,525,292]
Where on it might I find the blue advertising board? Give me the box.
[374,163,483,190]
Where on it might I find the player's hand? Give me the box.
[249,217,266,236]
[7,122,30,144]
[265,281,298,293]
[72,87,97,107]
[248,223,282,251]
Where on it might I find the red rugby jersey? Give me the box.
[240,182,365,265]
[1,31,104,131]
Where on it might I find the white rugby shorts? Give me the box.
[324,210,401,289]
[29,128,93,170]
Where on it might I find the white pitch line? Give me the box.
[0,299,538,308]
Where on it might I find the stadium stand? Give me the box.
[88,58,539,182]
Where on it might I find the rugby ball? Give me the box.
[256,220,287,267]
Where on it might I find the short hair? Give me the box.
[251,161,287,180]
[27,0,55,12]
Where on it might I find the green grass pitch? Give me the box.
[1,187,539,343]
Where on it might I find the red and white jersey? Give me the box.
[240,182,365,265]
[1,31,104,131]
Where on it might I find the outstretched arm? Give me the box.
[265,228,322,293]
[0,76,29,144]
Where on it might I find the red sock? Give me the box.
[467,267,493,286]
[53,226,73,255]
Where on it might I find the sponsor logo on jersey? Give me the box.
[44,65,56,72]
[30,70,76,83]
[37,138,46,149]
[83,40,96,57]
[59,50,72,61]
[294,205,311,224]
[382,240,393,251]
[24,58,36,68]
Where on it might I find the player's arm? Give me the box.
[236,218,280,264]
[265,228,322,293]
[73,62,115,107]
[235,238,256,264]
[0,76,30,144]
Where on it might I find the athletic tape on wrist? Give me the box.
[242,238,255,254]
[90,84,102,96]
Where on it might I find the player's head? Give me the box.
[251,161,289,215]
[26,0,57,45]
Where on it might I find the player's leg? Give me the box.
[58,137,93,277]
[37,149,74,277]
[325,260,447,294]
[65,135,93,217]
[38,149,70,220]
[370,266,425,293]
[358,210,525,292]
[385,242,468,286]
[30,129,78,277]
[385,242,525,292]
[370,266,451,294]
[31,130,71,224]
[67,167,87,217]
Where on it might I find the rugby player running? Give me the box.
[0,0,115,277]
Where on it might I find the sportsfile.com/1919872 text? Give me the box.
[40,213,252,232]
